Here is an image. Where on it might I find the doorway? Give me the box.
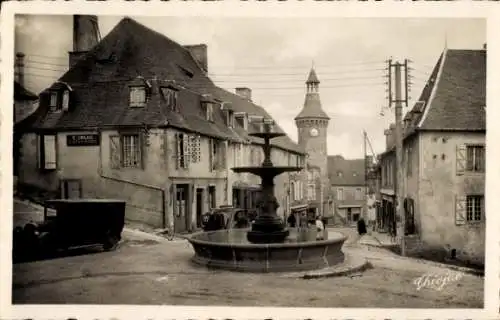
[196,188,204,228]
[174,184,188,233]
[208,186,216,209]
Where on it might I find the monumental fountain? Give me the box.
[187,118,347,273]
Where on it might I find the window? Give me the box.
[37,134,57,170]
[307,184,316,201]
[466,195,483,222]
[176,133,190,169]
[290,181,295,201]
[122,134,141,167]
[355,188,362,200]
[337,171,343,177]
[161,87,178,111]
[227,109,234,128]
[130,87,146,107]
[235,112,248,130]
[49,91,58,108]
[455,194,484,225]
[206,103,214,122]
[233,143,242,167]
[337,188,344,201]
[457,144,485,174]
[62,90,70,111]
[189,135,201,163]
[407,147,413,176]
[209,139,226,171]
[466,145,485,172]
[208,186,216,209]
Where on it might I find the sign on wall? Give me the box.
[66,134,100,147]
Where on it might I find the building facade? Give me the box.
[15,16,307,233]
[294,68,331,220]
[328,155,366,226]
[377,47,486,266]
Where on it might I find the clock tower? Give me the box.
[295,67,330,218]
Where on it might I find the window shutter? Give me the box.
[44,135,57,170]
[109,135,121,169]
[219,141,227,169]
[209,139,214,171]
[176,133,181,169]
[456,144,467,175]
[62,90,70,111]
[455,195,466,225]
[183,134,190,168]
[140,132,146,170]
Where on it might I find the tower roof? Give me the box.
[306,67,320,84]
[295,68,329,120]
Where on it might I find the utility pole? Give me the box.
[387,59,409,257]
[363,130,368,221]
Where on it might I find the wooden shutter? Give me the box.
[44,135,57,170]
[209,138,214,171]
[183,134,190,168]
[219,141,227,169]
[62,90,70,111]
[36,135,44,170]
[140,132,146,170]
[455,195,466,225]
[175,133,181,169]
[109,135,121,169]
[456,144,467,175]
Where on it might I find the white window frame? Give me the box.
[122,134,141,168]
[206,103,214,122]
[466,195,483,222]
[49,91,58,108]
[337,188,344,201]
[37,134,57,170]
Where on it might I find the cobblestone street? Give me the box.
[11,199,484,308]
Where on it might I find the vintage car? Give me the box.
[13,199,126,262]
[201,206,257,232]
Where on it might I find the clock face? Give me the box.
[310,128,319,137]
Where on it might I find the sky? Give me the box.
[14,15,486,159]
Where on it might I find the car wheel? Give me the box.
[103,234,120,251]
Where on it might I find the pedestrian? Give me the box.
[287,213,296,228]
[357,217,367,236]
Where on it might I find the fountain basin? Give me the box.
[186,228,347,273]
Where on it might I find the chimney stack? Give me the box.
[184,44,208,72]
[15,52,25,86]
[235,87,252,101]
[483,43,487,50]
[70,15,100,68]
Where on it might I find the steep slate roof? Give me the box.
[14,81,38,101]
[27,17,304,154]
[295,68,329,120]
[328,155,365,186]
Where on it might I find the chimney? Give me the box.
[235,87,252,101]
[184,44,208,72]
[15,52,25,86]
[483,43,487,50]
[70,15,100,68]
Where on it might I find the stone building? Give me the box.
[328,155,366,226]
[15,16,306,233]
[294,68,331,220]
[378,47,486,266]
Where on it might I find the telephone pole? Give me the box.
[363,130,368,221]
[387,59,409,257]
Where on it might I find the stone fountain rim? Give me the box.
[186,230,348,249]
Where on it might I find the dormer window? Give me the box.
[161,87,178,112]
[47,81,72,112]
[201,94,215,122]
[128,76,151,108]
[227,109,234,128]
[49,91,58,108]
[130,86,146,108]
[235,112,248,130]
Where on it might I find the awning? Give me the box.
[232,181,261,189]
[380,188,395,196]
[291,204,308,210]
